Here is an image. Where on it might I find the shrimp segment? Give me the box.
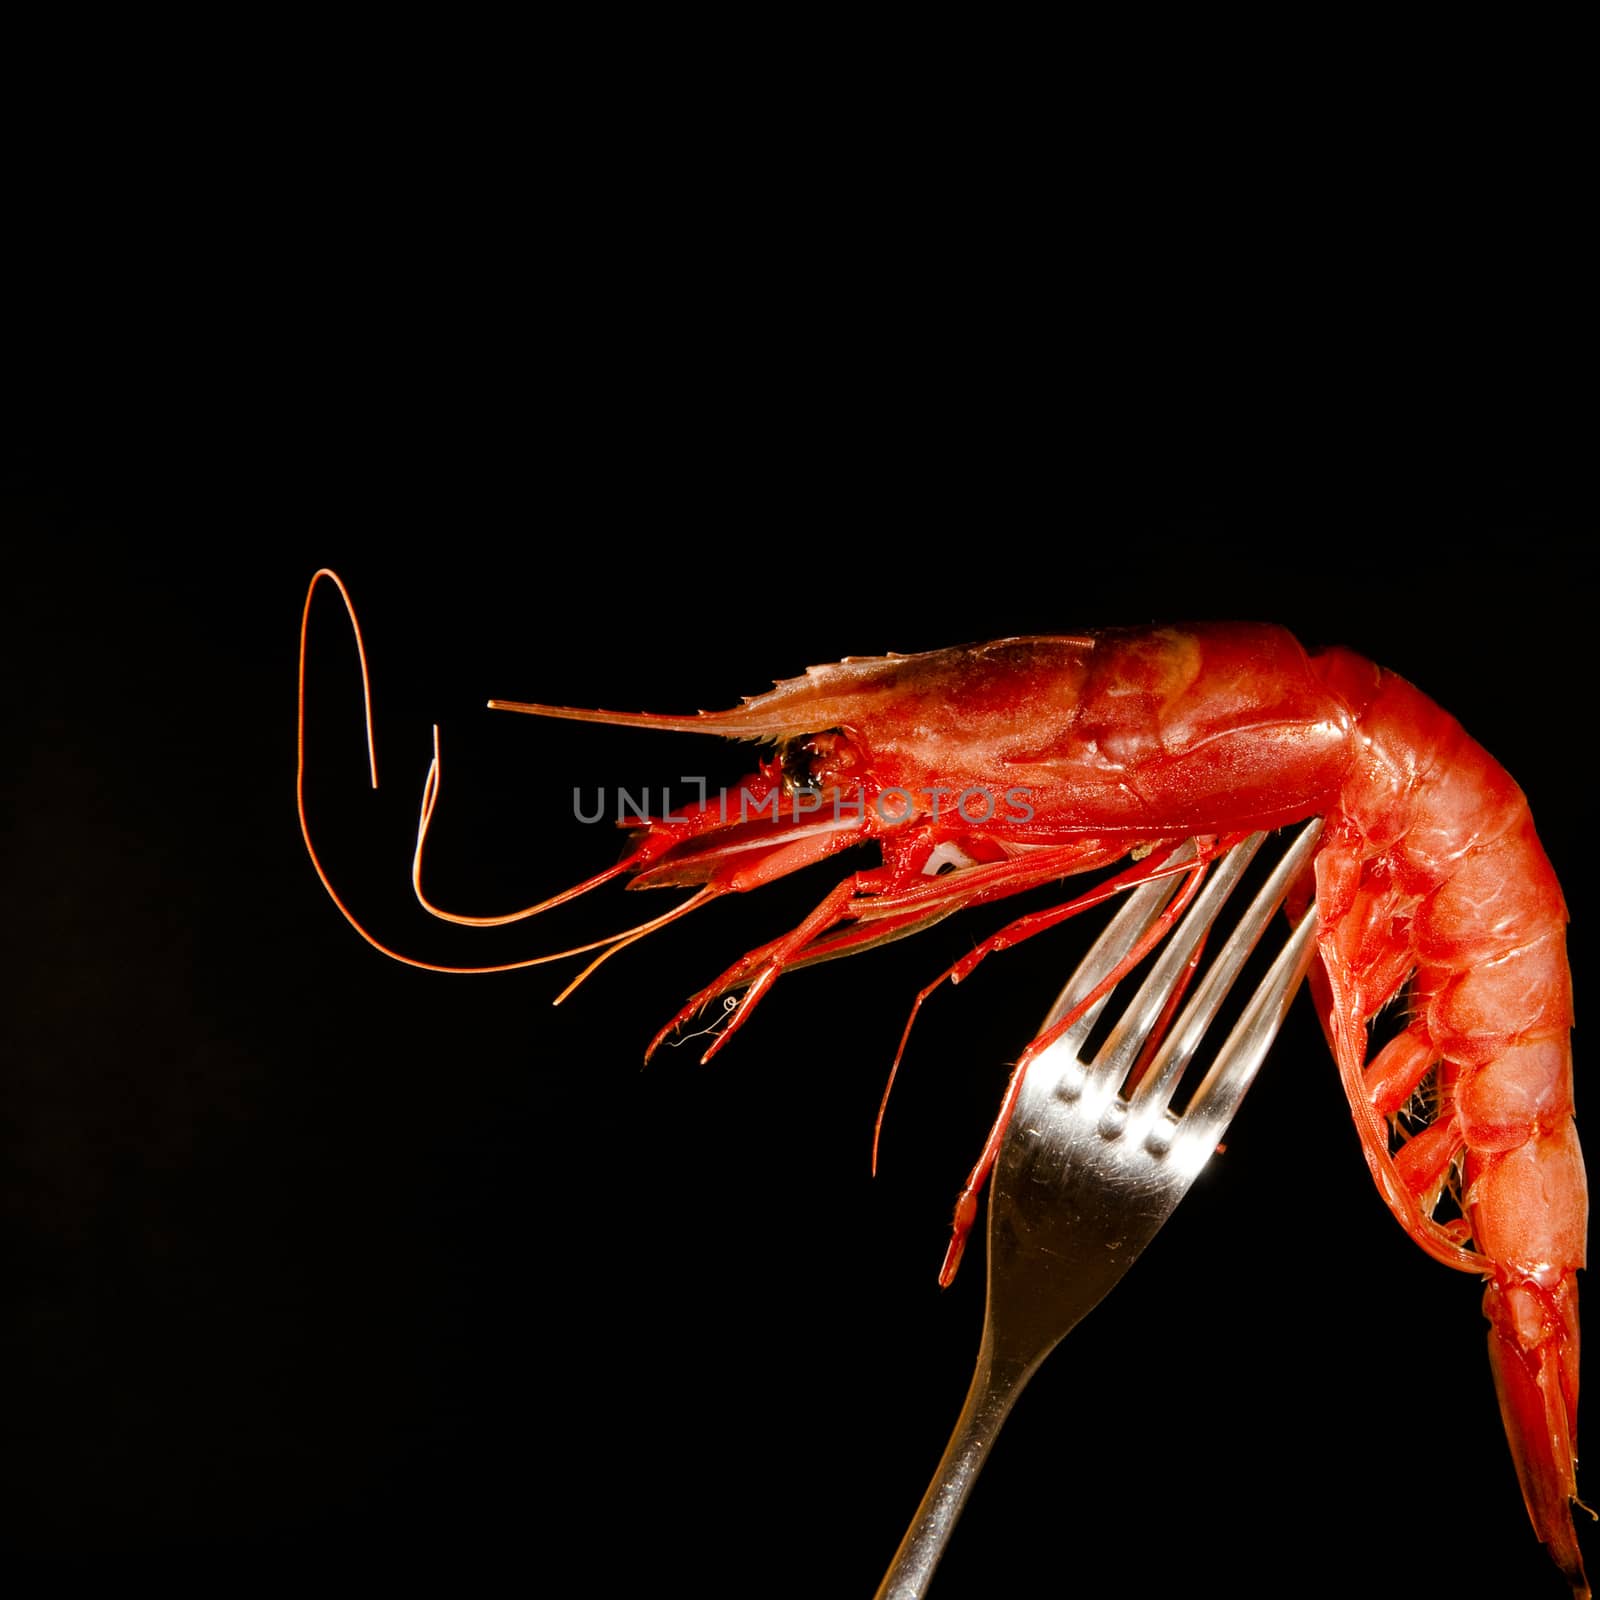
[302,581,1587,1595]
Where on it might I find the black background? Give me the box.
[4,411,1590,1596]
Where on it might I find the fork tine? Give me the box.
[1167,894,1320,1171]
[1123,816,1325,1139]
[1083,831,1265,1094]
[1035,842,1193,1047]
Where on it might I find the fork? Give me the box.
[873,819,1325,1598]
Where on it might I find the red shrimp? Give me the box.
[299,575,1588,1594]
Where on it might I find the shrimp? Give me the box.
[299,575,1588,1595]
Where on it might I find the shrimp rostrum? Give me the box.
[301,579,1588,1595]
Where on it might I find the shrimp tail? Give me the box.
[1486,1269,1589,1596]
[1471,1039,1589,1595]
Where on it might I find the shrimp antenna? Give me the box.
[550,888,718,1006]
[411,723,652,927]
[298,570,715,977]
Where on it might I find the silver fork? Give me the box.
[873,819,1324,1599]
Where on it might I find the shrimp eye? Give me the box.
[779,729,851,796]
[778,736,819,797]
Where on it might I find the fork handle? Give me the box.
[873,1342,1034,1599]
